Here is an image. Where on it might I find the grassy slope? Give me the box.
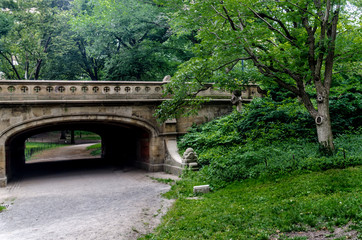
[86,143,102,156]
[143,167,361,239]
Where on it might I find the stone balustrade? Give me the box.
[0,80,260,102]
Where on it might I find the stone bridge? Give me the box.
[0,80,261,186]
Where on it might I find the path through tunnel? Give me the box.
[5,121,151,182]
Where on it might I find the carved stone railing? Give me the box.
[0,80,261,102]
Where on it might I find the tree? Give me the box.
[69,0,192,81]
[0,11,14,78]
[155,0,361,152]
[0,0,92,80]
[0,0,62,80]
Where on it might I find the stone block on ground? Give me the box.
[193,185,210,194]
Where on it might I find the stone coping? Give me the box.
[0,80,259,101]
[0,80,165,84]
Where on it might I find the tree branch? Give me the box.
[248,7,298,46]
[222,6,238,31]
[213,57,252,72]
[257,12,296,41]
[0,51,21,79]
[114,35,131,49]
[211,5,228,21]
[324,5,340,91]
[285,0,321,21]
[242,45,300,96]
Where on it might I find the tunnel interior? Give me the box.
[5,121,151,182]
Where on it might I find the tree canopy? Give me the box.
[155,0,361,151]
[0,0,192,80]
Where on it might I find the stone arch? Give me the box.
[0,113,159,141]
[0,114,164,185]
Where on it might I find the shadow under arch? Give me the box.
[1,114,161,182]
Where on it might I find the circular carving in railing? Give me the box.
[81,86,88,93]
[114,86,121,92]
[46,86,54,93]
[145,87,150,92]
[92,86,99,93]
[135,87,141,92]
[57,86,65,93]
[8,86,15,93]
[125,87,131,93]
[104,86,110,93]
[155,87,161,92]
[21,86,29,93]
[34,86,41,93]
[70,86,77,93]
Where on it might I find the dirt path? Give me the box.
[28,143,100,163]
[0,160,177,239]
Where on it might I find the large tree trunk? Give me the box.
[299,90,335,153]
[315,101,334,152]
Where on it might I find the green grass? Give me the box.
[0,205,5,212]
[74,131,101,140]
[141,167,362,240]
[25,142,67,161]
[149,177,176,185]
[86,143,102,156]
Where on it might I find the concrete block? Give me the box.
[193,185,210,194]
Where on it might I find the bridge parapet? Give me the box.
[0,80,260,102]
[0,80,165,101]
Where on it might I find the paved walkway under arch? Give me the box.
[0,160,175,240]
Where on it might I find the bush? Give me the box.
[179,134,362,189]
[329,92,362,135]
[179,97,316,155]
[177,95,362,188]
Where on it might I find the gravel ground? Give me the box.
[0,145,177,240]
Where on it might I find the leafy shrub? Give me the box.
[178,95,362,188]
[329,92,362,135]
[179,97,316,155]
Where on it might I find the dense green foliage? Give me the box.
[0,0,192,80]
[143,167,362,239]
[74,131,101,140]
[155,0,361,118]
[156,91,361,238]
[155,0,361,152]
[69,0,193,81]
[177,94,361,187]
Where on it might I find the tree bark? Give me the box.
[315,99,334,152]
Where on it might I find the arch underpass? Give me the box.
[3,116,156,182]
[0,80,260,186]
